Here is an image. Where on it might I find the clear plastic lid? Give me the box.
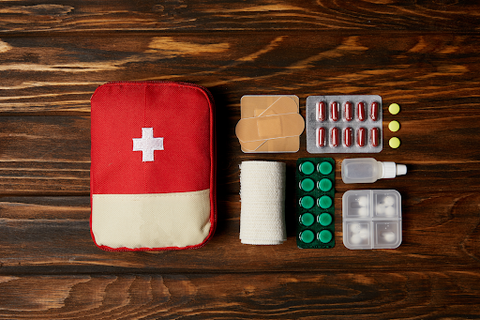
[342,190,402,250]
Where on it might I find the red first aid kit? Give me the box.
[90,81,216,251]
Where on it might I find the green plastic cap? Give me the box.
[318,178,332,192]
[300,178,315,192]
[318,161,333,175]
[300,213,315,226]
[318,230,333,243]
[300,161,315,175]
[300,196,315,209]
[318,195,332,209]
[300,230,315,243]
[318,213,332,226]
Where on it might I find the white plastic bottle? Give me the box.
[341,158,407,184]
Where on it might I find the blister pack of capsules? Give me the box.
[306,95,383,153]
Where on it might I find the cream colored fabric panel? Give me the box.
[92,189,211,249]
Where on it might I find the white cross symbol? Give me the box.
[132,127,164,162]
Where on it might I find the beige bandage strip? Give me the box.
[240,136,300,153]
[241,96,299,118]
[236,113,305,143]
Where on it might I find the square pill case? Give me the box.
[342,189,402,250]
[295,157,335,249]
[306,95,383,154]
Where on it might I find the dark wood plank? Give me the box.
[0,1,479,33]
[0,272,478,319]
[0,32,478,115]
[0,196,88,220]
[0,116,90,195]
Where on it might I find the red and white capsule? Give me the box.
[357,127,367,147]
[370,101,379,121]
[344,127,353,147]
[330,101,339,122]
[317,127,326,147]
[371,127,380,147]
[317,101,326,122]
[344,101,353,122]
[357,102,366,122]
[331,127,340,147]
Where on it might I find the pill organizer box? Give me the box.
[342,189,402,250]
[306,95,383,154]
[296,157,335,249]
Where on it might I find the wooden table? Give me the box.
[1,1,479,318]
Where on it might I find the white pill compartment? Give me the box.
[342,189,402,249]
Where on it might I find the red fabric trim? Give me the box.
[90,81,216,251]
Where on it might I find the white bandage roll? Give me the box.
[239,161,287,245]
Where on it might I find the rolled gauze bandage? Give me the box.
[239,161,287,245]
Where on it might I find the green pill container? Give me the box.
[296,157,335,249]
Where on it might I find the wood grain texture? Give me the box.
[0,116,90,194]
[0,272,478,319]
[0,0,480,318]
[0,1,479,33]
[0,33,478,115]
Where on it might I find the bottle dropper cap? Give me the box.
[396,164,407,176]
[381,162,407,179]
